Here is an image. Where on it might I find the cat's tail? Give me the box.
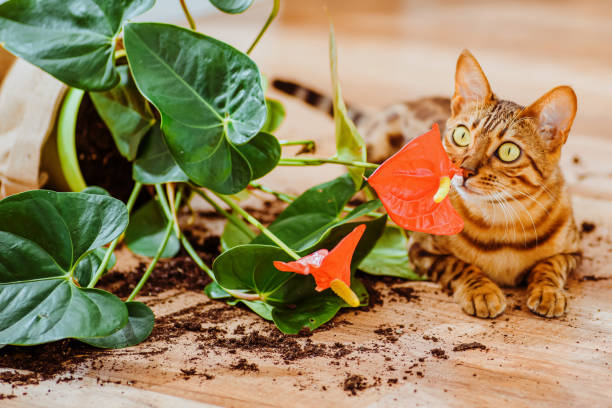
[271,79,367,126]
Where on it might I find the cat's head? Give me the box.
[444,49,577,200]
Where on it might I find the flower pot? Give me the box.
[41,87,136,202]
[42,88,88,192]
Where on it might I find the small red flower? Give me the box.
[367,124,464,235]
[273,224,365,307]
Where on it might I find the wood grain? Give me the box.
[2,1,611,406]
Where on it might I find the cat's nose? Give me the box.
[461,165,478,178]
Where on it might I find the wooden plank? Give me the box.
[2,1,612,406]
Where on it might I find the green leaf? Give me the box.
[81,186,111,196]
[90,65,156,160]
[213,245,295,301]
[204,281,232,299]
[360,227,424,280]
[221,220,253,252]
[74,247,117,288]
[0,0,154,91]
[228,298,273,320]
[252,174,356,250]
[329,23,366,189]
[212,217,385,333]
[209,0,253,14]
[124,199,180,259]
[133,126,189,184]
[235,132,280,180]
[0,190,129,345]
[124,22,267,194]
[261,99,285,133]
[272,278,368,334]
[80,302,154,349]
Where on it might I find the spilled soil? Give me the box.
[0,204,440,399]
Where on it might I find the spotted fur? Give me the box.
[273,51,580,318]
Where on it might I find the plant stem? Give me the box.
[246,0,280,54]
[179,0,197,30]
[126,220,174,301]
[249,181,295,204]
[126,184,185,301]
[154,184,173,220]
[278,157,379,169]
[180,235,260,301]
[158,186,258,300]
[180,234,215,280]
[279,139,315,149]
[166,183,181,238]
[88,182,142,288]
[192,188,255,240]
[213,193,300,260]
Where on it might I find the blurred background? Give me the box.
[1,0,610,195]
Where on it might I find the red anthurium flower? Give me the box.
[273,224,366,307]
[368,124,464,235]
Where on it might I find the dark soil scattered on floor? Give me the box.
[0,204,448,398]
[343,374,381,396]
[230,358,259,372]
[580,275,610,282]
[453,342,488,352]
[430,348,448,359]
[581,221,596,234]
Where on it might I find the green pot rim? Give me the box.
[56,87,87,192]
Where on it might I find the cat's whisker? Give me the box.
[504,186,550,216]
[504,192,538,246]
[492,191,511,240]
[498,191,525,244]
[538,183,558,202]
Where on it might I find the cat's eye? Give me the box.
[452,126,471,147]
[497,142,521,162]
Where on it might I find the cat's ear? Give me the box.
[452,49,493,115]
[522,86,577,150]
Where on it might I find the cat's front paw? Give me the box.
[455,281,506,318]
[527,286,567,318]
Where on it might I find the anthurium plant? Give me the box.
[0,0,458,348]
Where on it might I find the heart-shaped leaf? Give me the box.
[124,22,267,194]
[360,226,425,280]
[90,65,156,160]
[0,190,129,345]
[212,215,385,333]
[0,0,154,91]
[80,302,154,349]
[209,0,253,14]
[133,127,189,184]
[124,199,180,259]
[329,23,366,190]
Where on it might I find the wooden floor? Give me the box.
[2,1,612,406]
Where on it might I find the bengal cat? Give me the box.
[273,49,581,319]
